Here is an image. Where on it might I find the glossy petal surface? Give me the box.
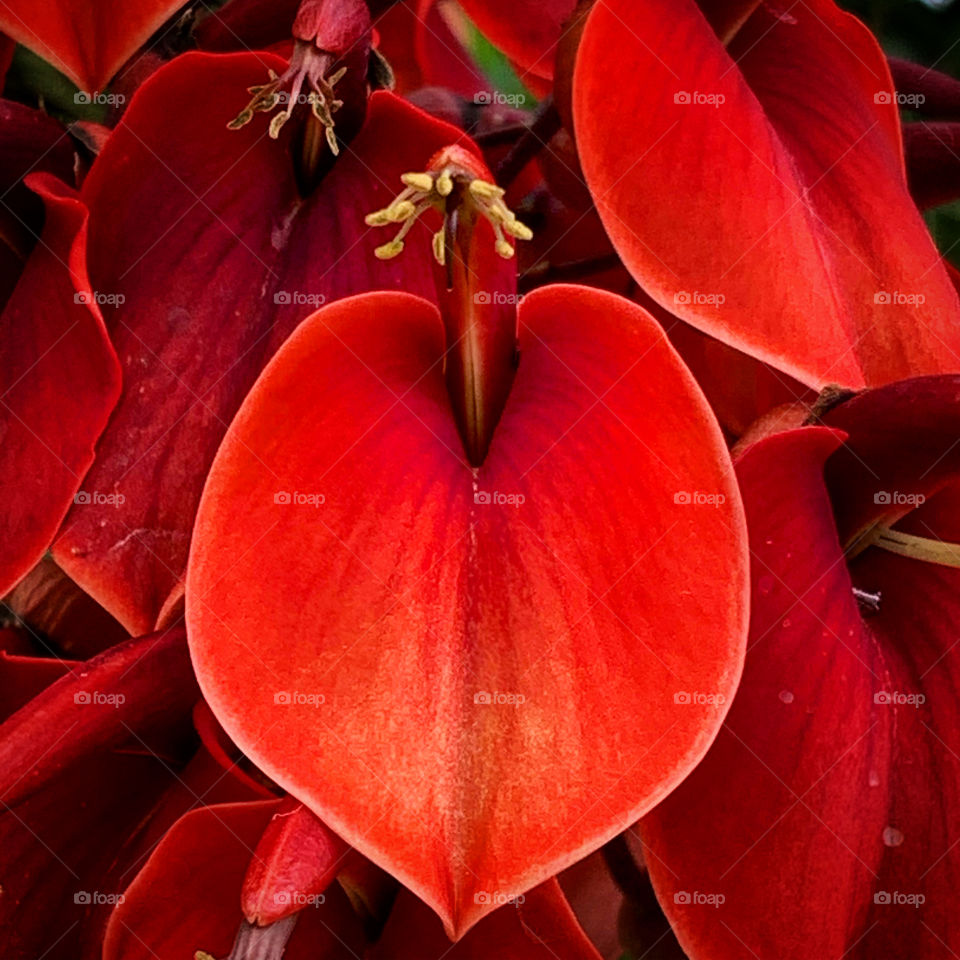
[574,0,960,388]
[640,377,960,959]
[0,175,120,598]
[0,0,184,92]
[187,285,748,936]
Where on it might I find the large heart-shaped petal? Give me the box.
[574,0,960,388]
[186,284,748,936]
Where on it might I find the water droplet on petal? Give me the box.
[883,826,904,847]
[779,690,794,704]
[758,575,774,596]
[869,770,881,787]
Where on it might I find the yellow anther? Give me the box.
[432,229,446,266]
[363,154,532,263]
[468,179,505,200]
[375,239,405,259]
[401,172,435,192]
[228,42,346,160]
[268,111,290,139]
[503,219,533,241]
[387,200,416,222]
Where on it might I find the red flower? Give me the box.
[574,0,960,388]
[639,376,960,958]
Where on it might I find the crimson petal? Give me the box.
[370,880,602,960]
[574,0,960,388]
[0,174,120,599]
[640,377,960,958]
[50,52,468,635]
[103,800,366,960]
[186,285,748,936]
[0,0,184,92]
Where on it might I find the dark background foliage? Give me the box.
[844,0,960,264]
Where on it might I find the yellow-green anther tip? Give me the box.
[432,230,446,266]
[436,173,454,196]
[504,220,533,241]
[401,172,435,192]
[495,239,515,259]
[468,179,505,200]
[375,240,404,260]
[365,210,391,226]
[388,200,416,222]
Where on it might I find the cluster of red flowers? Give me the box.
[2,0,960,957]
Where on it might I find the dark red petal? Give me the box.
[4,555,129,659]
[0,650,69,717]
[0,627,195,807]
[103,801,366,960]
[0,631,196,959]
[0,99,73,307]
[0,734,185,959]
[574,0,960,388]
[186,285,748,936]
[640,392,960,958]
[0,0,184,92]
[371,880,602,960]
[820,375,960,545]
[558,852,624,960]
[903,122,960,209]
[889,58,960,118]
[51,51,468,635]
[0,174,120,599]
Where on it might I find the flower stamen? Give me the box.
[228,42,346,155]
[364,146,533,266]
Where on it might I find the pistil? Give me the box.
[364,146,532,465]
